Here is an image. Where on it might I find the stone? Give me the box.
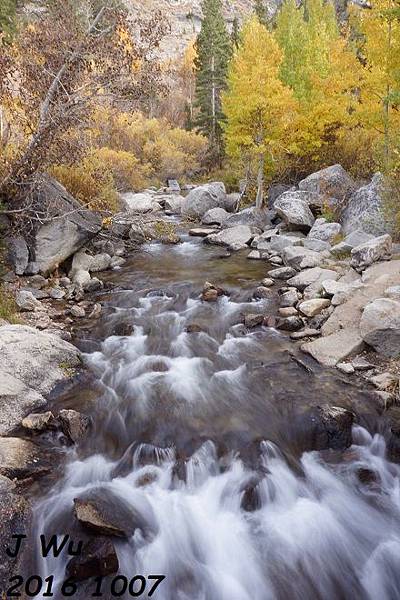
[21,411,55,431]
[32,175,102,274]
[185,324,203,333]
[49,287,65,300]
[369,372,399,391]
[21,287,49,300]
[167,179,181,193]
[276,316,303,331]
[331,230,375,258]
[70,305,86,318]
[279,307,298,317]
[5,236,29,275]
[84,278,103,293]
[247,250,262,260]
[263,315,277,328]
[282,246,321,271]
[202,207,229,226]
[205,225,254,251]
[110,256,126,269]
[385,286,400,300]
[298,165,356,200]
[74,488,151,538]
[268,183,292,208]
[0,475,30,589]
[88,303,102,319]
[308,218,342,243]
[299,298,331,317]
[222,207,270,230]
[301,328,364,366]
[287,267,339,291]
[253,286,272,299]
[351,356,374,371]
[0,372,46,435]
[261,278,274,287]
[0,437,49,479]
[269,256,283,265]
[15,290,44,312]
[290,329,320,340]
[274,193,315,232]
[342,173,387,235]
[244,314,264,328]
[268,234,303,253]
[337,362,355,374]
[0,325,81,395]
[268,266,297,280]
[27,274,47,289]
[66,537,119,582]
[321,280,352,297]
[360,298,400,357]
[89,253,112,272]
[58,409,91,443]
[303,238,331,252]
[350,234,392,272]
[189,227,216,237]
[181,182,227,219]
[303,405,354,451]
[280,289,299,308]
[225,193,241,213]
[120,192,156,213]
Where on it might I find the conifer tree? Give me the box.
[194,0,232,164]
[223,17,297,208]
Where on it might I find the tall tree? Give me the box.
[194,0,231,164]
[223,17,297,208]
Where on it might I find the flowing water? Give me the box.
[30,235,400,599]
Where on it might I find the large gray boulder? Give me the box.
[274,193,315,232]
[301,328,364,366]
[342,173,387,235]
[282,246,321,271]
[181,182,227,219]
[308,218,341,243]
[350,234,392,272]
[360,298,400,357]
[0,325,81,395]
[222,207,270,230]
[120,192,161,213]
[32,176,102,274]
[287,267,339,291]
[330,230,374,256]
[164,195,184,214]
[5,236,29,275]
[205,225,254,251]
[202,207,230,226]
[299,164,356,200]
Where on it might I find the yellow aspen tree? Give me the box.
[222,17,297,208]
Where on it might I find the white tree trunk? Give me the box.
[255,153,264,209]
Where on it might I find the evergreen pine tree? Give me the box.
[194,0,232,164]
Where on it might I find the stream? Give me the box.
[29,234,400,600]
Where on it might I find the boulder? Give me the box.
[280,289,300,307]
[247,250,262,260]
[301,405,354,451]
[261,278,274,287]
[31,175,102,274]
[350,234,392,272]
[0,476,30,590]
[15,290,44,312]
[222,207,269,230]
[5,236,29,275]
[290,329,320,340]
[282,246,321,271]
[342,173,387,235]
[0,325,81,395]
[74,488,153,538]
[58,409,91,444]
[301,328,364,366]
[120,192,157,213]
[181,182,227,219]
[287,267,339,291]
[164,195,184,214]
[360,298,400,357]
[21,411,55,432]
[0,437,50,479]
[298,165,356,200]
[274,193,315,232]
[298,299,331,317]
[268,266,297,280]
[189,227,216,237]
[276,316,303,331]
[303,238,331,252]
[268,234,303,253]
[244,314,264,328]
[205,225,254,251]
[66,537,119,582]
[308,218,341,243]
[331,230,374,257]
[0,372,46,435]
[225,193,240,213]
[202,207,230,226]
[268,183,292,208]
[278,307,298,317]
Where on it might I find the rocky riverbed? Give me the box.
[1,165,400,597]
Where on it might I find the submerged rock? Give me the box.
[58,409,91,444]
[302,405,354,451]
[66,537,119,582]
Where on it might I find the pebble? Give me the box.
[337,363,355,374]
[70,305,86,318]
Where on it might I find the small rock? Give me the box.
[189,228,216,237]
[5,236,29,275]
[268,266,297,280]
[112,322,134,337]
[360,298,400,357]
[351,356,375,371]
[70,305,86,318]
[279,307,298,317]
[88,304,102,319]
[247,250,262,260]
[21,411,55,432]
[49,287,66,300]
[261,278,274,287]
[84,278,103,292]
[298,298,331,317]
[66,537,119,582]
[244,314,264,328]
[15,291,44,312]
[58,409,91,443]
[110,256,126,269]
[263,315,277,328]
[59,277,71,288]
[276,316,303,332]
[270,256,283,265]
[201,282,225,302]
[280,289,300,308]
[308,218,341,243]
[253,286,272,299]
[185,324,203,333]
[27,275,48,289]
[337,362,355,374]
[290,329,320,340]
